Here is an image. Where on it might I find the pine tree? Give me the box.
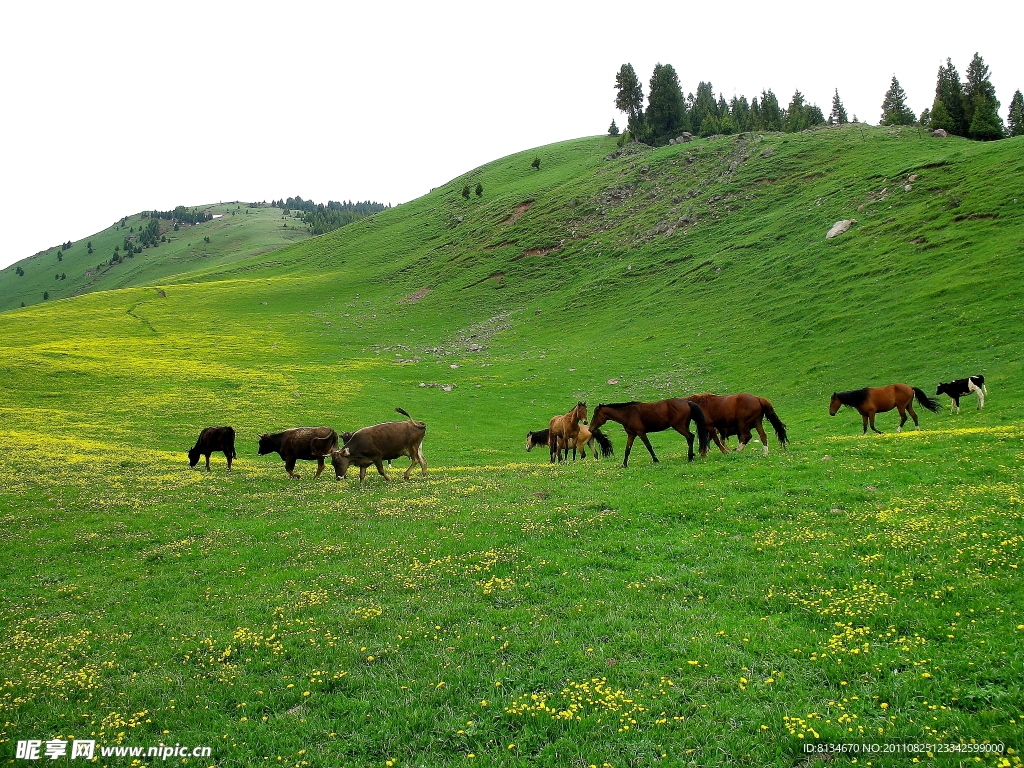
[608,119,619,136]
[931,59,968,135]
[644,63,687,144]
[691,81,719,136]
[730,95,751,132]
[829,89,848,125]
[475,183,483,197]
[785,90,808,132]
[880,76,916,126]
[964,52,1003,140]
[1008,90,1024,137]
[919,107,931,127]
[759,90,783,131]
[614,64,645,139]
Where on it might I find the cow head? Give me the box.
[187,447,201,467]
[257,434,274,455]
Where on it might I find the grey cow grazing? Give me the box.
[332,408,427,484]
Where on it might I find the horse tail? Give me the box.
[688,401,711,457]
[591,428,614,458]
[760,398,789,448]
[912,388,942,413]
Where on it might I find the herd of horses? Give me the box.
[190,377,987,475]
[531,378,986,468]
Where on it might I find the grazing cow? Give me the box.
[257,427,339,479]
[188,426,237,470]
[936,375,987,413]
[331,408,426,484]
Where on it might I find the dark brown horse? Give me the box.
[548,401,587,463]
[588,399,710,467]
[686,393,788,455]
[829,384,941,434]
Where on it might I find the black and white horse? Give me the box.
[936,375,987,413]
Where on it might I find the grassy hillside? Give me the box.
[0,204,315,312]
[1,126,1022,767]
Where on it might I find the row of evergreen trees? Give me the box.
[613,63,835,146]
[615,55,1022,146]
[146,206,213,225]
[270,197,390,236]
[913,53,1021,139]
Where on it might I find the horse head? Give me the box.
[828,393,841,416]
[576,401,588,425]
[589,405,608,431]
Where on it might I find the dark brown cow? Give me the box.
[188,426,236,470]
[331,408,426,484]
[257,427,339,479]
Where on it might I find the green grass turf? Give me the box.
[1,125,1022,767]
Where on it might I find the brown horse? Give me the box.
[588,399,710,467]
[526,426,614,460]
[686,393,788,455]
[829,384,941,434]
[548,401,587,463]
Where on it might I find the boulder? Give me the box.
[932,128,948,138]
[825,219,857,239]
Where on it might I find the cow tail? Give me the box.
[591,428,614,457]
[913,387,942,413]
[396,407,412,419]
[760,398,789,448]
[689,402,711,457]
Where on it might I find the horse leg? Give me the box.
[907,403,920,430]
[622,433,637,467]
[709,427,729,455]
[638,431,660,463]
[736,426,753,452]
[754,422,770,456]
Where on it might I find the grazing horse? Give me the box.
[936,375,987,413]
[548,401,587,463]
[829,384,941,434]
[526,426,613,460]
[685,393,788,455]
[588,399,710,467]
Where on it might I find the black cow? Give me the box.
[331,408,426,484]
[936,375,987,414]
[257,427,339,479]
[188,426,236,470]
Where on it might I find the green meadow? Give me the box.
[1,126,1022,767]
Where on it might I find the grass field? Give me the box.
[1,126,1022,767]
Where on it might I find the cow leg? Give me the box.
[375,460,391,481]
[359,465,368,484]
[969,381,985,410]
[286,459,300,479]
[417,446,428,475]
[205,453,212,471]
[314,457,325,479]
[638,431,659,463]
[225,451,233,470]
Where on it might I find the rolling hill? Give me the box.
[1,125,1022,767]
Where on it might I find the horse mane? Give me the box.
[686,392,718,404]
[834,388,869,407]
[597,401,640,409]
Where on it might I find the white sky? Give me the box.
[1,0,1019,270]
